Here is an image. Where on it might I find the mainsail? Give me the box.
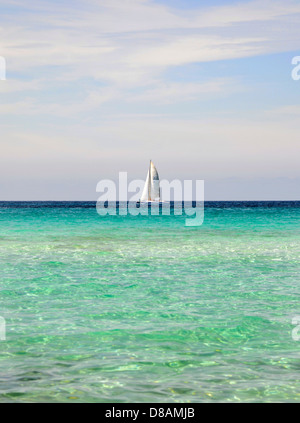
[140,160,160,202]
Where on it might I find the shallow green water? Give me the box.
[0,202,299,402]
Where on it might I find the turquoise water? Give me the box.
[0,202,300,403]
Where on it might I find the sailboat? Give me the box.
[139,160,161,203]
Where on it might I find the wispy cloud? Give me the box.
[1,0,299,113]
[0,77,242,115]
[265,105,300,117]
[0,79,43,93]
[128,78,241,104]
[2,0,300,84]
[0,0,299,199]
[1,113,299,179]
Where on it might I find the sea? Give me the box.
[0,201,299,402]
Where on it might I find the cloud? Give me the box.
[128,78,241,104]
[0,86,120,116]
[2,0,299,117]
[0,77,241,115]
[0,0,299,201]
[1,0,300,82]
[265,105,300,117]
[1,113,298,177]
[1,0,299,113]
[0,79,42,93]
[191,0,300,27]
[128,36,267,69]
[0,0,299,106]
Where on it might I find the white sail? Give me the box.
[140,160,160,202]
[150,161,160,201]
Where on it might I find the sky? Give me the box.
[0,0,299,200]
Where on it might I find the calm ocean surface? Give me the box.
[0,201,299,403]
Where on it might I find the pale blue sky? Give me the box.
[0,0,299,200]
